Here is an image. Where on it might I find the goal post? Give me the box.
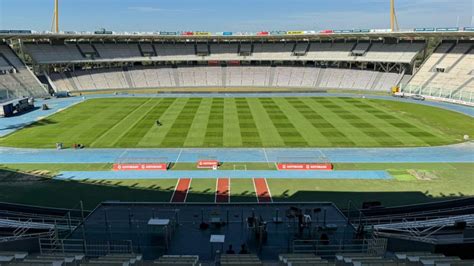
[232,164,247,171]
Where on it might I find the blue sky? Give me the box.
[0,0,472,32]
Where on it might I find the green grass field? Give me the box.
[1,97,472,148]
[0,163,472,209]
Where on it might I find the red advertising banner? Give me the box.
[277,163,333,171]
[197,160,219,169]
[319,29,334,34]
[113,163,168,171]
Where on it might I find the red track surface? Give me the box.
[170,178,191,203]
[215,178,230,203]
[253,178,272,203]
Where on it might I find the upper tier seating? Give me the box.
[0,44,47,99]
[23,41,424,64]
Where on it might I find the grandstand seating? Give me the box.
[23,43,83,63]
[0,40,430,99]
[0,251,473,266]
[23,41,424,64]
[293,42,309,56]
[48,66,403,92]
[0,44,47,99]
[220,254,262,265]
[406,41,474,103]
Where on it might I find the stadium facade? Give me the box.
[0,27,474,265]
[0,29,473,105]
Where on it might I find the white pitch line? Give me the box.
[262,148,270,164]
[169,179,180,203]
[175,148,183,164]
[263,178,273,203]
[183,178,192,203]
[214,178,219,204]
[317,149,329,163]
[227,178,231,203]
[252,178,260,203]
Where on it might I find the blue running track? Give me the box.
[0,143,473,163]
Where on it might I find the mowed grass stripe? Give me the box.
[275,98,334,146]
[159,98,202,147]
[302,98,377,146]
[328,98,405,146]
[223,98,242,147]
[235,98,262,147]
[55,100,140,144]
[2,99,144,147]
[364,99,450,146]
[1,97,472,148]
[309,97,385,146]
[90,98,154,147]
[115,98,176,147]
[184,98,213,147]
[247,98,285,147]
[284,98,355,147]
[259,98,308,147]
[204,98,224,147]
[336,98,430,146]
[138,98,190,147]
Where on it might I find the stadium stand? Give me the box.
[0,199,473,265]
[209,43,239,60]
[48,66,404,92]
[405,41,474,103]
[293,42,309,56]
[306,42,356,61]
[155,43,197,61]
[22,41,424,64]
[0,251,473,265]
[9,37,474,104]
[252,42,295,60]
[93,43,142,60]
[0,44,47,99]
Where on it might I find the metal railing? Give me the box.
[292,237,387,257]
[39,238,133,257]
[401,84,474,105]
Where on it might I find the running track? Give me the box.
[253,178,272,203]
[170,178,191,203]
[171,177,271,203]
[215,178,230,203]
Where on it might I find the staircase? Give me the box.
[122,67,134,88]
[222,67,227,87]
[268,67,276,86]
[446,45,474,73]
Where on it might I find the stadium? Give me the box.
[0,0,473,265]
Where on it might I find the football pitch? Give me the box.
[1,96,472,148]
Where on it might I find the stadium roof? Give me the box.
[1,31,473,42]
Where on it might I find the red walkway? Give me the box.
[253,178,272,203]
[215,178,230,203]
[170,178,192,203]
